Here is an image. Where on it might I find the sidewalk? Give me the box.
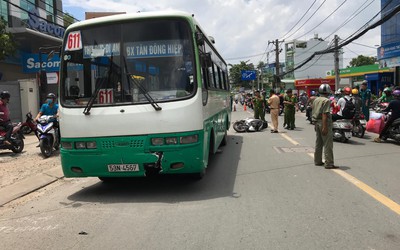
[0,134,64,207]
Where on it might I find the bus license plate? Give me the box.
[108,164,139,172]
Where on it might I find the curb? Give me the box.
[0,167,64,207]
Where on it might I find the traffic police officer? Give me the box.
[283,89,297,130]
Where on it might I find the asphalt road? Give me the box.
[1,105,399,250]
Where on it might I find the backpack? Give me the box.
[341,97,355,119]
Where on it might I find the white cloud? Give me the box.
[63,0,381,67]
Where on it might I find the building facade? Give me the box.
[284,34,343,81]
[377,0,400,85]
[0,0,65,121]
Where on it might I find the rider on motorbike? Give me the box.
[332,87,352,121]
[34,93,60,144]
[378,87,393,103]
[374,89,400,143]
[0,91,12,145]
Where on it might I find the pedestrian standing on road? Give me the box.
[283,89,297,130]
[360,80,372,121]
[0,91,13,145]
[312,84,337,169]
[268,89,280,133]
[252,90,265,121]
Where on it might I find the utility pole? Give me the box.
[268,39,284,91]
[334,35,340,92]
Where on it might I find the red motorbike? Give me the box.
[0,122,25,153]
[20,112,38,136]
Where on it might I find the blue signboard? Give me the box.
[241,70,257,81]
[377,41,400,60]
[22,53,60,73]
[125,40,183,59]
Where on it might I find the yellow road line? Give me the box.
[280,133,300,145]
[283,134,400,216]
[332,169,400,215]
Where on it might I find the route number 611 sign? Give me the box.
[65,31,82,51]
[98,88,114,104]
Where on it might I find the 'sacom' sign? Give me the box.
[28,8,65,38]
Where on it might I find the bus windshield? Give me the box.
[61,19,196,107]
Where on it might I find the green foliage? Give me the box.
[0,18,16,61]
[348,55,377,68]
[228,61,255,89]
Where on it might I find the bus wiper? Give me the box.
[83,55,113,115]
[123,56,162,111]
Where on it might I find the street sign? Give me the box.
[241,70,257,81]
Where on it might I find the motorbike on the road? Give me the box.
[233,118,268,133]
[20,112,38,135]
[333,119,353,143]
[351,113,366,138]
[37,115,60,158]
[306,105,313,124]
[0,122,25,153]
[298,102,306,113]
[379,112,400,143]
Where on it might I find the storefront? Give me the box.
[294,78,335,96]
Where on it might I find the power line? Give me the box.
[284,0,327,40]
[280,0,317,40]
[294,0,348,40]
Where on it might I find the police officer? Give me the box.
[283,89,297,130]
[252,90,265,121]
[312,84,337,169]
[359,80,372,121]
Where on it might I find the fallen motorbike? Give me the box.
[0,122,25,153]
[333,119,353,143]
[37,115,60,158]
[233,118,268,133]
[351,113,366,138]
[20,111,38,135]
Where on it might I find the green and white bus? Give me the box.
[59,11,231,180]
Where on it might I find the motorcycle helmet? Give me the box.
[393,89,400,98]
[47,93,56,99]
[343,87,351,95]
[310,90,316,96]
[352,88,359,95]
[0,91,10,99]
[318,84,331,95]
[383,87,391,93]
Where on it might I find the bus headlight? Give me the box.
[151,138,164,146]
[75,141,86,149]
[165,137,177,145]
[86,141,97,149]
[180,135,198,144]
[61,142,73,149]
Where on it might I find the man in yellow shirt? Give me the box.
[268,89,280,133]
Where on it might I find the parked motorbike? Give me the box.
[37,115,60,158]
[333,119,353,143]
[233,118,268,133]
[351,113,366,138]
[0,122,25,153]
[20,112,38,135]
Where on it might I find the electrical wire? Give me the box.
[284,0,327,40]
[280,0,318,40]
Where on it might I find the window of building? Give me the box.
[0,0,8,23]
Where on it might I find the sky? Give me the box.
[62,0,382,68]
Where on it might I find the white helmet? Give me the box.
[319,84,331,95]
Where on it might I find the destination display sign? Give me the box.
[125,40,183,58]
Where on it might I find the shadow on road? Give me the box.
[67,135,243,204]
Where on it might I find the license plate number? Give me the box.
[345,132,352,138]
[108,164,139,172]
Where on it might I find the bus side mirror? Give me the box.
[196,32,205,46]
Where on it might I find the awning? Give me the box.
[8,27,62,52]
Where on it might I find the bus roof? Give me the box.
[67,10,196,30]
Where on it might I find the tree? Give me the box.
[63,13,75,28]
[228,61,255,89]
[0,18,16,61]
[348,55,377,67]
